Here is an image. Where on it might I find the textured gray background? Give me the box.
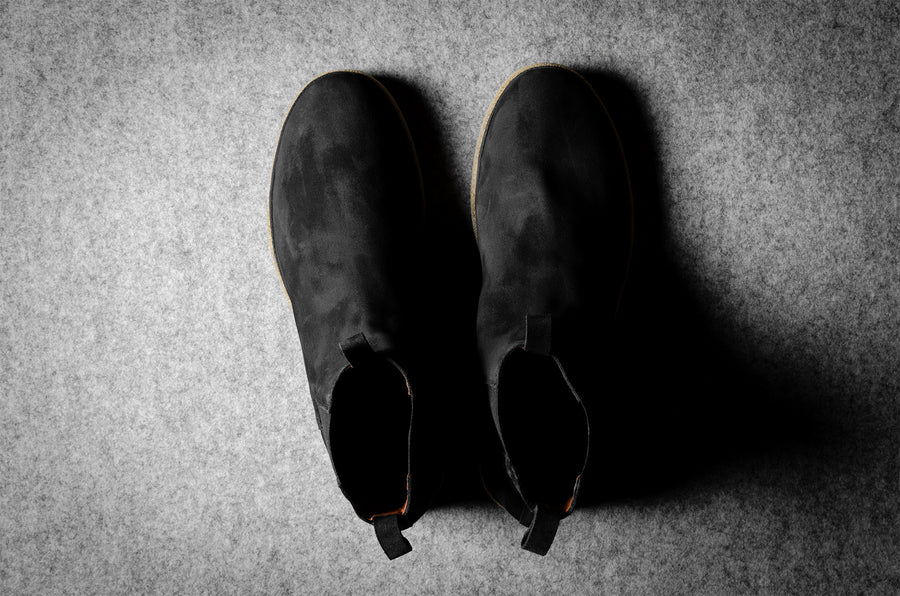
[2,0,899,593]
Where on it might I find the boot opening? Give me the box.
[330,358,411,519]
[497,348,588,511]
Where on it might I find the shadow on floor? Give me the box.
[574,68,844,505]
[377,68,847,511]
[377,75,492,507]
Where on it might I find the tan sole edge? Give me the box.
[468,62,635,311]
[267,70,425,311]
[479,468,511,512]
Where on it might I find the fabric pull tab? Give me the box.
[521,507,562,556]
[373,514,413,560]
[339,332,374,367]
[524,314,552,355]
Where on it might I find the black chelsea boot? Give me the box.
[471,63,633,555]
[269,71,434,560]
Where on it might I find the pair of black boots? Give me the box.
[269,63,632,560]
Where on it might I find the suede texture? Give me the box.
[4,1,898,590]
[474,65,631,383]
[472,65,633,544]
[269,72,433,530]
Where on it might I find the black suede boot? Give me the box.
[471,64,633,555]
[269,71,434,560]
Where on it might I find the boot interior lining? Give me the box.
[330,359,411,519]
[498,348,588,511]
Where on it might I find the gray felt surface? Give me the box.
[2,0,899,593]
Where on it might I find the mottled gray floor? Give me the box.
[2,1,898,593]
